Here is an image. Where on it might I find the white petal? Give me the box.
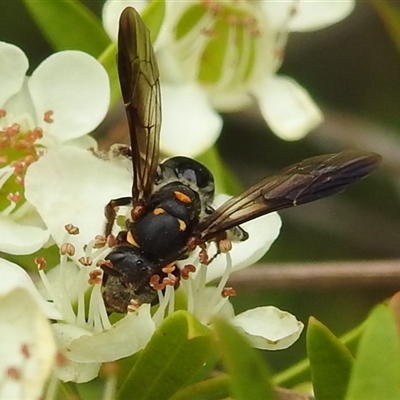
[51,323,101,383]
[160,83,222,157]
[56,360,100,384]
[28,51,110,142]
[0,42,28,107]
[205,194,282,283]
[103,0,148,40]
[0,258,60,320]
[24,147,132,251]
[68,304,154,362]
[0,215,49,255]
[0,288,56,400]
[259,1,355,32]
[232,306,304,350]
[209,91,253,113]
[256,76,323,141]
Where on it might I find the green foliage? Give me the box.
[213,318,276,400]
[371,0,400,54]
[23,0,110,56]
[117,311,213,400]
[307,317,354,400]
[345,305,400,400]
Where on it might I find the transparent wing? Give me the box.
[196,151,381,241]
[118,7,161,203]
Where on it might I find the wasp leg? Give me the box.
[104,197,132,237]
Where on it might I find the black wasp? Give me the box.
[100,7,382,313]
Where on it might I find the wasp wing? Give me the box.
[196,151,381,241]
[118,7,161,203]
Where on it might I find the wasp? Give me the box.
[100,7,382,313]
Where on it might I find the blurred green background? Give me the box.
[2,0,400,376]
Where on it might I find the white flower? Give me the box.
[20,147,155,383]
[102,0,354,150]
[0,260,57,400]
[24,146,302,356]
[0,41,110,255]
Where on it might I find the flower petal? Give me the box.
[160,83,222,156]
[259,1,355,32]
[205,194,282,283]
[0,258,60,320]
[232,306,304,350]
[0,215,49,255]
[24,147,132,251]
[102,0,149,40]
[68,304,154,362]
[28,51,110,143]
[256,75,323,141]
[0,288,56,400]
[51,323,101,383]
[0,42,28,107]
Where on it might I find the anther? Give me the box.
[222,287,236,298]
[14,176,24,186]
[100,361,121,377]
[218,238,232,253]
[161,263,176,274]
[98,259,113,269]
[149,275,164,290]
[78,256,92,266]
[35,257,47,270]
[6,367,21,380]
[65,223,80,235]
[95,235,107,248]
[88,270,102,285]
[21,344,30,359]
[7,192,20,204]
[181,264,196,280]
[0,109,6,118]
[127,299,141,312]
[56,352,67,367]
[43,110,54,123]
[60,243,75,256]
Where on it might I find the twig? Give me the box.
[228,260,400,290]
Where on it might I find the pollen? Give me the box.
[153,207,165,215]
[174,191,192,204]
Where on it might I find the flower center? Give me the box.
[0,109,44,215]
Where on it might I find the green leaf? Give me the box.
[170,375,230,400]
[197,147,242,195]
[98,42,120,109]
[307,317,354,400]
[213,318,276,400]
[117,311,213,400]
[345,305,400,400]
[24,0,110,56]
[371,0,400,54]
[141,0,166,44]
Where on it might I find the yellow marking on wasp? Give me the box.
[127,231,139,247]
[153,207,165,215]
[177,219,187,232]
[174,191,191,204]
